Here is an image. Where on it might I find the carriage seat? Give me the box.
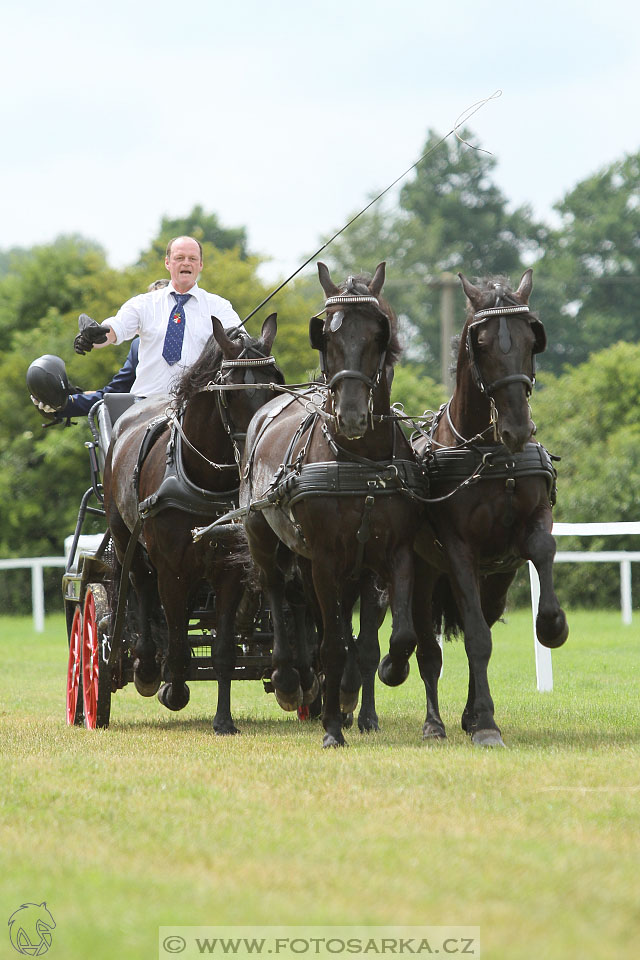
[91,394,141,469]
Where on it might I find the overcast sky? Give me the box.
[3,0,639,281]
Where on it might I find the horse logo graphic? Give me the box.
[8,902,56,956]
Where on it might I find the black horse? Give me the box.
[239,263,425,747]
[103,315,284,734]
[379,269,568,746]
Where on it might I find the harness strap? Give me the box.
[351,495,375,581]
[138,417,239,520]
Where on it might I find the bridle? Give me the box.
[436,285,547,447]
[310,280,391,425]
[214,340,283,460]
[465,290,545,399]
[170,337,284,469]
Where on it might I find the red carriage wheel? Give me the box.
[66,606,83,726]
[297,705,310,721]
[82,588,99,729]
[81,585,112,729]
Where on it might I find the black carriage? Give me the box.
[63,393,278,729]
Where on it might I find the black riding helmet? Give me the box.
[26,355,76,410]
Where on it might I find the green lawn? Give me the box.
[1,610,639,960]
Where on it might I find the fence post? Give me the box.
[529,562,553,692]
[32,562,45,634]
[620,559,632,625]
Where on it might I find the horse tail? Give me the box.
[216,524,260,590]
[432,574,463,641]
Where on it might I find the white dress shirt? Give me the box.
[108,282,241,396]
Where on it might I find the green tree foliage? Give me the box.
[140,204,248,263]
[327,129,546,380]
[532,151,640,375]
[0,234,136,353]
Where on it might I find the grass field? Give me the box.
[1,609,639,960]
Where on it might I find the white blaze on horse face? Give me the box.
[165,237,203,293]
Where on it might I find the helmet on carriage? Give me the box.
[26,354,75,412]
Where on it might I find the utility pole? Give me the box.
[429,273,458,392]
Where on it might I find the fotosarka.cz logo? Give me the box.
[7,902,56,956]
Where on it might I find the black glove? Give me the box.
[74,314,110,355]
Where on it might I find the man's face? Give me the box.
[165,237,203,292]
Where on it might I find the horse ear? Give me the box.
[516,268,533,304]
[260,313,277,353]
[458,273,483,306]
[211,315,243,359]
[317,262,339,297]
[369,262,386,297]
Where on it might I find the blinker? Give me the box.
[329,310,344,333]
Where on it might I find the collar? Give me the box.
[167,282,200,299]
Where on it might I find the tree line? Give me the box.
[1,132,639,612]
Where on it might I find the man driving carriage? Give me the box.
[72,236,241,396]
[28,237,242,417]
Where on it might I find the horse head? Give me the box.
[312,261,398,440]
[211,313,284,434]
[458,269,546,452]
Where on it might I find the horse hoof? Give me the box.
[422,722,447,741]
[358,715,380,733]
[536,612,569,649]
[274,685,303,711]
[341,712,353,730]
[302,673,320,706]
[339,688,360,714]
[133,660,161,697]
[377,654,410,687]
[213,719,240,735]
[323,732,347,748]
[157,682,190,712]
[472,728,505,748]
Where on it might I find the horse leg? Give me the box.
[155,578,191,712]
[284,565,319,706]
[311,559,348,748]
[210,568,245,735]
[378,544,418,687]
[129,554,163,696]
[338,580,362,717]
[524,524,569,649]
[109,509,161,696]
[459,572,513,734]
[356,572,385,732]
[446,548,504,747]
[413,559,446,741]
[246,515,302,710]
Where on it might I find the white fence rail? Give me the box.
[0,557,67,633]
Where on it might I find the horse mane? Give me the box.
[171,326,248,406]
[335,272,403,368]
